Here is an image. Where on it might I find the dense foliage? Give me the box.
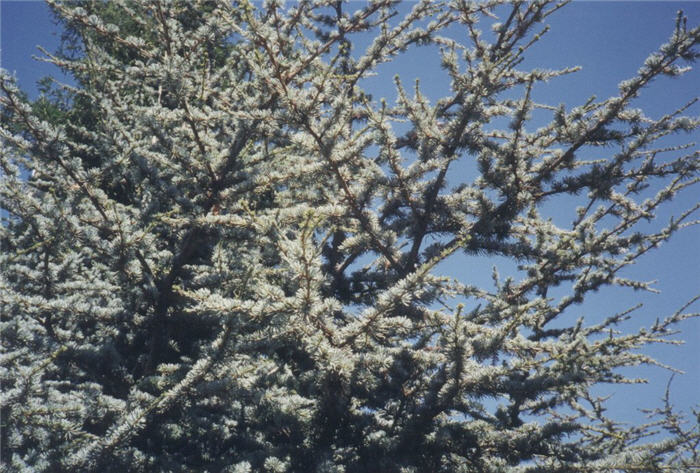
[1,1,699,471]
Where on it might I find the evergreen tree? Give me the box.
[1,1,699,471]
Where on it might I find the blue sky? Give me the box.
[2,1,698,430]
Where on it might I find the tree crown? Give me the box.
[1,1,699,472]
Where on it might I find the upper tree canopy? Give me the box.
[1,1,699,472]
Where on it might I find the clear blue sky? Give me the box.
[2,1,698,429]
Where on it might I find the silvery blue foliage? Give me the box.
[1,1,699,472]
